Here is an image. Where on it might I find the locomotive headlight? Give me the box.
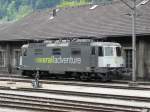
[120,64,124,67]
[86,67,91,71]
[115,59,117,63]
[107,64,110,67]
[114,58,118,64]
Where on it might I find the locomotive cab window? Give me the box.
[104,47,113,56]
[71,48,81,55]
[52,48,61,55]
[116,47,121,56]
[98,47,103,56]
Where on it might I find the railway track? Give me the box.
[0,91,145,112]
[0,74,150,111]
[0,86,150,109]
[1,87,150,103]
[1,75,150,91]
[0,74,23,78]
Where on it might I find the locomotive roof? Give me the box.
[91,42,121,46]
[22,41,121,48]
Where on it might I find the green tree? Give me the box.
[6,1,17,21]
[1,0,90,21]
[0,0,112,22]
[16,5,33,20]
[58,0,90,8]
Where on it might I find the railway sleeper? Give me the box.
[0,100,124,112]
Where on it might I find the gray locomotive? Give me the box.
[19,39,125,81]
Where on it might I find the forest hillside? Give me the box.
[0,0,112,21]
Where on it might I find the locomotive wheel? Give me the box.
[80,73,89,81]
[97,73,107,82]
[71,72,80,80]
[97,73,112,82]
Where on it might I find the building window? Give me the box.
[124,49,132,68]
[0,50,6,67]
[13,49,21,67]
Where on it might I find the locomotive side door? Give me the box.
[90,46,97,67]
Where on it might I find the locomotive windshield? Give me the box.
[104,47,113,56]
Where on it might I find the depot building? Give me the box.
[0,1,150,80]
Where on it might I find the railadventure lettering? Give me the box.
[35,56,81,64]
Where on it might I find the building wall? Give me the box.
[107,36,148,80]
[142,38,150,80]
[0,43,7,73]
[0,41,23,74]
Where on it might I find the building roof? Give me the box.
[0,1,150,41]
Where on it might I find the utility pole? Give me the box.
[120,0,149,84]
[132,0,136,82]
